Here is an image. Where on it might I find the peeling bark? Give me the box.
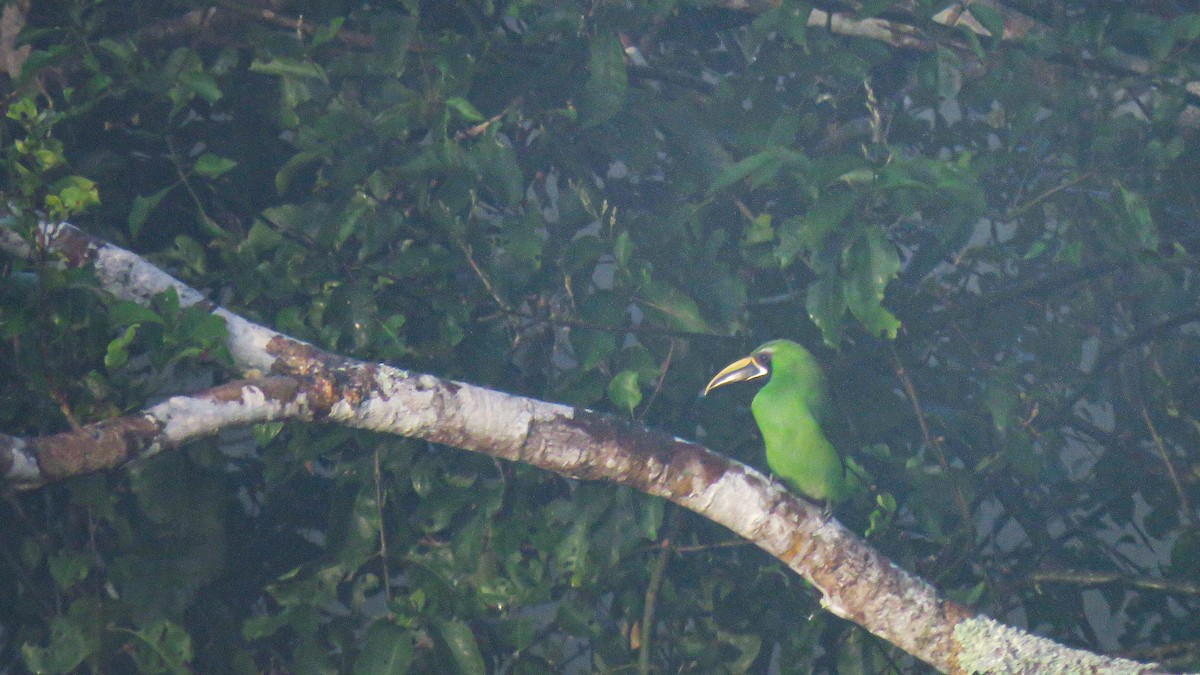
[1,377,312,489]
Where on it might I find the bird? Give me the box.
[703,339,861,505]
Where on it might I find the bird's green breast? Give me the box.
[751,377,849,503]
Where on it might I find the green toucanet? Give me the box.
[704,339,860,504]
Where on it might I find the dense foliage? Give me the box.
[3,0,1200,671]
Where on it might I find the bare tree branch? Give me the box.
[1,377,313,489]
[0,214,1164,674]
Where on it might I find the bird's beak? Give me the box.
[703,356,769,396]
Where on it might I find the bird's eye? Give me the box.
[754,353,771,367]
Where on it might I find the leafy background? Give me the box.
[3,0,1200,672]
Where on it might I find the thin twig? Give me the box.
[637,339,676,423]
[1141,403,1192,523]
[165,136,225,239]
[454,235,511,313]
[1028,569,1200,596]
[667,539,751,554]
[891,347,972,529]
[374,445,392,604]
[212,0,375,48]
[1005,171,1095,220]
[638,508,679,675]
[31,241,80,431]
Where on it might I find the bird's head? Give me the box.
[703,339,824,397]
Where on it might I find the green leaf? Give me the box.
[776,191,857,268]
[192,153,237,179]
[96,37,136,63]
[109,300,165,327]
[860,0,896,18]
[330,486,383,569]
[708,147,806,194]
[573,329,617,371]
[837,167,876,185]
[580,34,628,127]
[472,134,525,206]
[176,305,229,349]
[614,231,634,269]
[635,282,709,333]
[47,175,100,217]
[275,150,328,195]
[742,213,774,246]
[721,631,762,673]
[327,280,378,353]
[433,619,486,675]
[1116,182,1160,251]
[983,367,1020,433]
[243,611,290,641]
[967,4,1005,39]
[354,622,414,675]
[48,551,90,590]
[178,70,222,103]
[556,597,603,638]
[312,17,346,49]
[249,57,329,82]
[1170,525,1200,580]
[22,616,91,674]
[445,96,485,122]
[370,13,419,75]
[607,369,642,414]
[842,228,901,339]
[171,235,207,274]
[128,185,175,237]
[563,236,606,275]
[153,286,182,321]
[127,620,194,674]
[105,324,138,369]
[866,491,898,538]
[806,275,847,348]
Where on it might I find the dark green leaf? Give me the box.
[708,147,806,195]
[178,70,222,102]
[635,282,709,333]
[127,620,194,674]
[742,213,774,246]
[573,329,617,371]
[48,551,90,590]
[128,185,175,236]
[445,96,485,122]
[1116,182,1160,250]
[776,191,857,268]
[433,619,486,675]
[614,231,633,269]
[22,616,91,674]
[275,150,328,195]
[967,4,1005,39]
[249,57,329,82]
[354,622,414,675]
[806,274,846,347]
[192,153,237,179]
[109,301,165,327]
[607,369,642,414]
[841,228,901,339]
[580,34,628,127]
